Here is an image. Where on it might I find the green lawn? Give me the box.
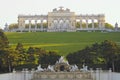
[5,32,120,56]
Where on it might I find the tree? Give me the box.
[15,43,25,54]
[66,40,120,71]
[100,40,119,71]
[67,46,97,67]
[0,49,5,72]
[9,23,48,29]
[26,47,47,65]
[0,29,9,72]
[27,47,35,54]
[0,29,9,49]
[88,23,98,28]
[115,51,120,72]
[9,23,18,30]
[105,23,114,29]
[38,51,60,68]
[0,48,19,72]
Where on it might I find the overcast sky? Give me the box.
[0,0,120,28]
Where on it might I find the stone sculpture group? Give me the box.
[37,56,88,72]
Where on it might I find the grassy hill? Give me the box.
[5,32,120,56]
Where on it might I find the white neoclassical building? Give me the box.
[17,7,105,32]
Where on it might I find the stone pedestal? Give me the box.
[31,72,93,80]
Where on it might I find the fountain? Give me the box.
[32,56,93,80]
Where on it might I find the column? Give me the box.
[98,20,101,30]
[86,19,88,30]
[58,20,60,31]
[96,68,99,80]
[70,21,72,28]
[21,68,25,80]
[90,68,94,80]
[63,20,66,30]
[46,20,48,30]
[41,20,43,30]
[108,68,112,80]
[53,20,55,30]
[18,18,21,29]
[18,19,22,31]
[101,19,105,31]
[21,20,25,32]
[22,20,25,29]
[56,20,58,30]
[51,21,53,31]
[35,20,37,31]
[12,69,16,80]
[47,20,51,30]
[71,20,75,30]
[29,20,31,32]
[67,20,70,29]
[80,19,82,29]
[92,19,94,30]
[18,20,22,31]
[25,68,29,80]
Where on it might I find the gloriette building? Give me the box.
[17,7,105,32]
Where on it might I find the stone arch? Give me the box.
[53,19,58,29]
[65,19,70,29]
[54,63,70,72]
[25,20,29,28]
[60,65,65,71]
[59,19,64,29]
[43,19,48,28]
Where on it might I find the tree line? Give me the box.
[7,22,114,30]
[0,29,60,73]
[66,40,120,72]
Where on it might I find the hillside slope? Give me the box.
[5,32,120,56]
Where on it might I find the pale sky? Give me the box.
[0,0,120,29]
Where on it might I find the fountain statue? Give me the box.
[80,63,88,72]
[70,64,79,71]
[37,64,44,71]
[59,56,65,63]
[47,65,54,72]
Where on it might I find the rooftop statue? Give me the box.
[59,6,64,11]
[53,8,57,12]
